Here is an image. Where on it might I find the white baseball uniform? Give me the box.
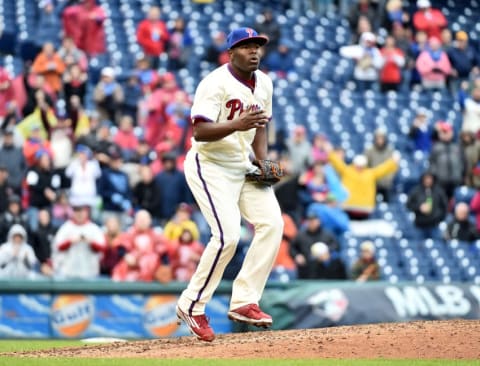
[177,63,283,316]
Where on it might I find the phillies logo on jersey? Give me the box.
[226,99,261,120]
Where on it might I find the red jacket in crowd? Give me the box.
[62,0,106,56]
[136,18,170,56]
[413,8,448,39]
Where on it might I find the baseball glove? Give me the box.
[245,159,284,186]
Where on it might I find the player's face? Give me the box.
[230,42,262,74]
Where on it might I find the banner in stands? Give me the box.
[262,283,480,330]
[0,294,231,339]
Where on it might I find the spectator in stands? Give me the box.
[62,0,106,57]
[133,56,160,94]
[254,8,281,57]
[0,166,11,214]
[163,203,200,242]
[263,40,295,77]
[65,144,101,210]
[326,143,399,219]
[271,212,298,281]
[56,36,88,72]
[447,31,478,93]
[429,121,463,198]
[409,30,429,88]
[22,123,52,168]
[130,136,154,165]
[24,150,60,232]
[379,35,405,92]
[154,153,192,224]
[0,195,28,243]
[132,164,161,220]
[408,107,433,153]
[31,42,66,95]
[30,209,55,276]
[113,115,138,161]
[136,6,170,69]
[416,36,452,90]
[308,242,347,280]
[22,68,55,117]
[440,28,453,49]
[99,215,124,276]
[35,0,61,48]
[93,67,124,124]
[347,0,378,35]
[364,128,395,201]
[350,240,380,282]
[204,31,229,66]
[167,17,193,71]
[407,171,448,239]
[340,32,384,91]
[0,128,26,194]
[112,210,171,282]
[169,227,203,282]
[381,0,409,33]
[52,202,106,279]
[92,120,115,168]
[51,190,72,228]
[165,90,192,154]
[444,202,478,242]
[469,190,480,233]
[63,64,87,113]
[97,147,132,227]
[462,87,480,135]
[413,0,447,40]
[286,125,312,176]
[461,131,480,189]
[0,224,38,279]
[122,73,143,122]
[0,66,15,120]
[290,211,339,279]
[298,160,350,235]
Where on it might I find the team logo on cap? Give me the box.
[143,295,179,337]
[51,295,94,337]
[245,28,255,37]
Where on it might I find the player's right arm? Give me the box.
[193,110,269,142]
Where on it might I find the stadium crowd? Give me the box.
[0,0,479,283]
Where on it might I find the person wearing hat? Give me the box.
[93,67,124,123]
[407,171,448,239]
[0,127,25,194]
[325,141,400,219]
[350,240,380,282]
[52,200,106,279]
[97,145,133,228]
[0,224,38,279]
[163,202,200,242]
[364,127,396,202]
[447,30,478,93]
[339,31,384,91]
[0,195,28,243]
[24,149,61,232]
[413,0,447,39]
[409,107,433,153]
[429,121,463,198]
[308,241,347,280]
[175,27,283,341]
[65,144,101,211]
[290,210,340,280]
[22,123,53,167]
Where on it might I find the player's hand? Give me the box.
[233,109,269,131]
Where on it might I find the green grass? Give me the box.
[0,341,479,366]
[0,359,480,366]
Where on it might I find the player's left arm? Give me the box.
[251,125,268,160]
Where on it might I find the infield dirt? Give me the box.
[6,319,480,359]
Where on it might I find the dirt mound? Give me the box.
[6,320,480,359]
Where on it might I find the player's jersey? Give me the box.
[190,63,273,171]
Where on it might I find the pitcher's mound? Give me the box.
[9,319,480,359]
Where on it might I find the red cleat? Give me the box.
[228,304,273,328]
[176,306,215,342]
